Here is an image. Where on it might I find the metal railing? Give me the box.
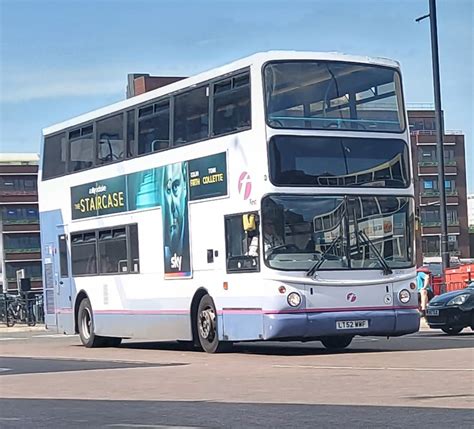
[0,293,44,326]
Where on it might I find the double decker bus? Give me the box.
[39,51,418,352]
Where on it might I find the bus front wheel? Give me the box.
[196,294,231,353]
[320,335,353,350]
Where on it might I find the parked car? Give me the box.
[426,282,474,335]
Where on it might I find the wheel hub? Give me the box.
[199,307,216,341]
[81,308,92,340]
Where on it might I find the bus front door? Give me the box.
[55,233,74,334]
[41,209,73,333]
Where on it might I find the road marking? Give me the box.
[108,425,203,428]
[32,334,72,338]
[0,368,12,373]
[403,336,474,341]
[273,364,474,372]
[0,337,24,341]
[0,418,21,421]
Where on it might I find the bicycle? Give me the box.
[6,297,36,327]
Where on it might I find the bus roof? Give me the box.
[42,50,401,136]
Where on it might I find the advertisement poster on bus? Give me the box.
[70,152,227,279]
[160,162,191,278]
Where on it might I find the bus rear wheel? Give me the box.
[320,335,353,350]
[196,294,231,353]
[78,298,121,348]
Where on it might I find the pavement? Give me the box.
[0,324,47,333]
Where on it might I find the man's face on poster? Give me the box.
[162,163,187,250]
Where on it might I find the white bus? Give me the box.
[39,51,418,352]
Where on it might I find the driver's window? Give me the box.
[225,213,260,273]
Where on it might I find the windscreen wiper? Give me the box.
[357,230,393,275]
[306,234,342,277]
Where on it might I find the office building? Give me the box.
[408,109,470,265]
[0,154,42,293]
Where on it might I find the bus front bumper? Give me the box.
[262,308,420,340]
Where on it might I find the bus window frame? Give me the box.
[96,111,126,166]
[70,223,140,277]
[41,67,251,181]
[261,59,407,135]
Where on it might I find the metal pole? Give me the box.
[429,0,450,274]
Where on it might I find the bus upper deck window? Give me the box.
[213,72,250,136]
[42,133,67,180]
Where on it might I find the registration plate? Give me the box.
[426,309,439,316]
[336,320,369,330]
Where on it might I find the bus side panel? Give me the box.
[81,210,193,341]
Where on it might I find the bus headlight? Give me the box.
[287,292,301,307]
[399,289,410,303]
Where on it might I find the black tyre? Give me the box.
[27,315,36,327]
[78,298,107,348]
[6,308,16,327]
[441,326,463,335]
[320,335,353,350]
[196,294,231,353]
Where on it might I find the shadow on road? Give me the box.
[116,330,474,356]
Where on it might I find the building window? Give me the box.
[419,148,436,162]
[422,236,440,255]
[5,262,42,281]
[447,208,458,225]
[2,207,37,224]
[423,179,436,190]
[0,176,37,193]
[444,179,455,191]
[448,235,459,253]
[4,233,40,251]
[444,149,455,162]
[421,207,439,224]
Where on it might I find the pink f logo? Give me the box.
[346,292,357,303]
[238,171,252,200]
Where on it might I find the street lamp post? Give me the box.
[416,0,450,274]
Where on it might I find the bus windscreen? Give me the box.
[264,61,405,132]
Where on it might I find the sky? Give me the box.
[1,0,472,190]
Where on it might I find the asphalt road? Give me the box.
[0,398,473,429]
[0,329,473,428]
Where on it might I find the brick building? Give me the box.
[0,154,42,293]
[408,109,470,265]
